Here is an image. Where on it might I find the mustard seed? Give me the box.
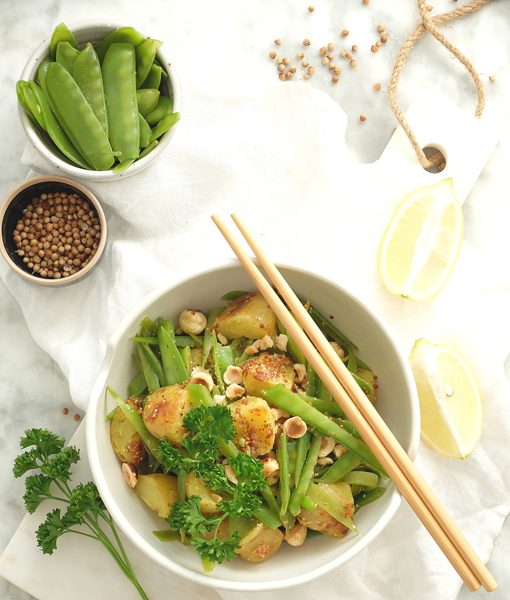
[374,83,381,90]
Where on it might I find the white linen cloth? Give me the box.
[1,81,509,600]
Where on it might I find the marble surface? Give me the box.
[1,0,509,598]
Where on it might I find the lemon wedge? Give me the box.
[378,178,463,301]
[409,338,483,459]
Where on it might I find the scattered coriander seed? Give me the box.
[374,83,381,90]
[304,73,311,80]
[352,45,358,52]
[377,24,386,32]
[303,39,311,46]
[363,0,370,4]
[327,53,334,60]
[334,66,342,74]
[302,60,309,67]
[308,5,315,11]
[371,45,378,53]
[376,41,382,47]
[329,62,335,70]
[340,50,347,57]
[270,51,276,59]
[360,114,367,121]
[279,73,286,81]
[289,66,296,73]
[381,36,388,43]
[332,75,339,83]
[438,161,446,171]
[426,4,432,10]
[320,47,327,55]
[308,66,315,74]
[349,59,357,67]
[322,56,329,65]
[275,39,283,46]
[346,52,353,59]
[74,414,81,421]
[297,52,305,59]
[283,57,290,65]
[342,29,349,37]
[489,75,496,82]
[277,57,283,64]
[286,72,293,79]
[328,43,334,51]
[62,408,69,415]
[278,63,285,72]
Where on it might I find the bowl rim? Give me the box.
[0,174,107,286]
[19,19,182,181]
[86,259,420,591]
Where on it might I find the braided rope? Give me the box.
[387,0,491,169]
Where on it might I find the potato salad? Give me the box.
[108,291,387,571]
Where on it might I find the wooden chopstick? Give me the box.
[212,213,497,593]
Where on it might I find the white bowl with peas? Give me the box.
[19,20,181,181]
[86,261,420,591]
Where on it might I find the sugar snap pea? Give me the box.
[73,43,108,136]
[158,324,187,385]
[289,433,322,516]
[149,111,180,143]
[307,482,357,533]
[201,307,224,367]
[294,429,311,487]
[135,39,162,88]
[145,96,174,126]
[45,62,114,170]
[56,41,78,75]
[180,346,192,377]
[138,113,152,148]
[353,487,386,513]
[277,433,290,517]
[103,43,139,163]
[95,26,145,63]
[50,23,79,61]
[319,452,361,484]
[138,139,158,159]
[141,64,162,90]
[137,343,160,393]
[136,89,160,118]
[128,372,147,398]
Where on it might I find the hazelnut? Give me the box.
[122,463,138,489]
[282,416,307,438]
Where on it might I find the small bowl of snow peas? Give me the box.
[18,21,182,181]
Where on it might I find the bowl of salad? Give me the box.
[86,260,420,591]
[18,20,181,181]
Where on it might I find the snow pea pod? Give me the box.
[138,113,152,148]
[45,62,114,171]
[141,64,162,90]
[103,43,139,163]
[73,43,108,136]
[138,139,158,159]
[16,81,42,131]
[29,81,91,170]
[149,111,180,143]
[113,158,135,172]
[145,95,174,126]
[136,89,160,118]
[135,40,162,88]
[56,41,78,75]
[50,23,79,61]
[95,27,145,63]
[17,81,46,131]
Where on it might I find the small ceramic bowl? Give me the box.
[19,20,182,181]
[86,260,420,591]
[0,175,107,286]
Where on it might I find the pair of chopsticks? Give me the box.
[212,213,497,594]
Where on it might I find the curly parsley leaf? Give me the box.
[20,429,65,459]
[13,449,41,478]
[183,405,235,447]
[23,474,55,514]
[36,508,68,555]
[66,482,106,524]
[191,531,242,564]
[169,496,217,536]
[220,453,265,517]
[40,446,80,482]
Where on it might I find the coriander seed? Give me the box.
[334,66,341,74]
[328,43,334,51]
[374,83,381,90]
[278,63,285,72]
[340,50,347,57]
[297,52,304,59]
[308,5,315,11]
[349,59,357,67]
[283,57,290,65]
[371,45,378,53]
[277,57,283,64]
[342,29,349,37]
[332,76,339,83]
[322,56,329,65]
[352,45,358,51]
[489,76,496,82]
[279,73,286,81]
[438,161,446,171]
[327,53,334,60]
[308,66,315,74]
[360,114,367,121]
[426,5,432,10]
[329,62,335,70]
[376,41,382,47]
[303,39,311,46]
[302,60,309,67]
[346,52,353,59]
[304,73,310,80]
[270,51,276,59]
[286,72,293,79]
[289,66,296,73]
[320,47,327,55]
[381,36,388,43]
[377,24,385,32]
[275,39,282,46]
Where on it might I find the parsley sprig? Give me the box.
[158,405,266,565]
[14,428,149,600]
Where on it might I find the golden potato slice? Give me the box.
[228,396,275,456]
[143,385,193,445]
[357,368,376,403]
[235,522,284,563]
[134,473,179,519]
[110,407,147,465]
[186,471,222,515]
[297,482,354,538]
[214,292,277,340]
[242,352,294,398]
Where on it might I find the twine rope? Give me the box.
[388,0,492,169]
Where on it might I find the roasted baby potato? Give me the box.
[143,385,193,445]
[235,521,284,563]
[228,396,275,457]
[297,482,354,538]
[110,407,147,466]
[134,473,179,519]
[357,368,376,403]
[214,292,277,340]
[186,471,222,515]
[242,352,294,398]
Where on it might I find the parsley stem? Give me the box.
[66,529,100,541]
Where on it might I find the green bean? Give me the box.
[107,386,161,461]
[319,452,361,484]
[140,316,157,333]
[136,89,160,118]
[138,139,158,159]
[307,482,357,533]
[356,358,372,372]
[135,39,162,88]
[177,469,187,503]
[137,343,160,393]
[211,332,225,393]
[341,471,378,490]
[149,111,180,143]
[299,394,345,417]
[294,429,311,487]
[45,62,114,170]
[313,465,330,479]
[138,113,152,148]
[153,529,181,542]
[50,23,79,61]
[277,433,290,517]
[201,307,224,367]
[105,406,118,420]
[289,433,322,516]
[309,305,358,351]
[103,43,139,163]
[347,348,358,374]
[143,344,165,385]
[332,417,361,439]
[145,96,174,126]
[281,509,296,534]
[230,337,242,358]
[220,290,247,302]
[305,363,317,397]
[129,372,147,398]
[301,496,315,510]
[141,64,163,90]
[113,159,135,173]
[261,485,279,515]
[56,41,78,75]
[217,345,234,380]
[352,372,374,396]
[73,43,108,135]
[317,378,333,402]
[354,487,386,513]
[187,383,212,409]
[277,318,306,365]
[262,385,387,478]
[252,501,281,530]
[130,336,158,344]
[132,353,143,374]
[158,324,187,385]
[180,346,191,376]
[95,26,145,63]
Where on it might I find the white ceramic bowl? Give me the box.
[86,261,420,592]
[19,20,182,181]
